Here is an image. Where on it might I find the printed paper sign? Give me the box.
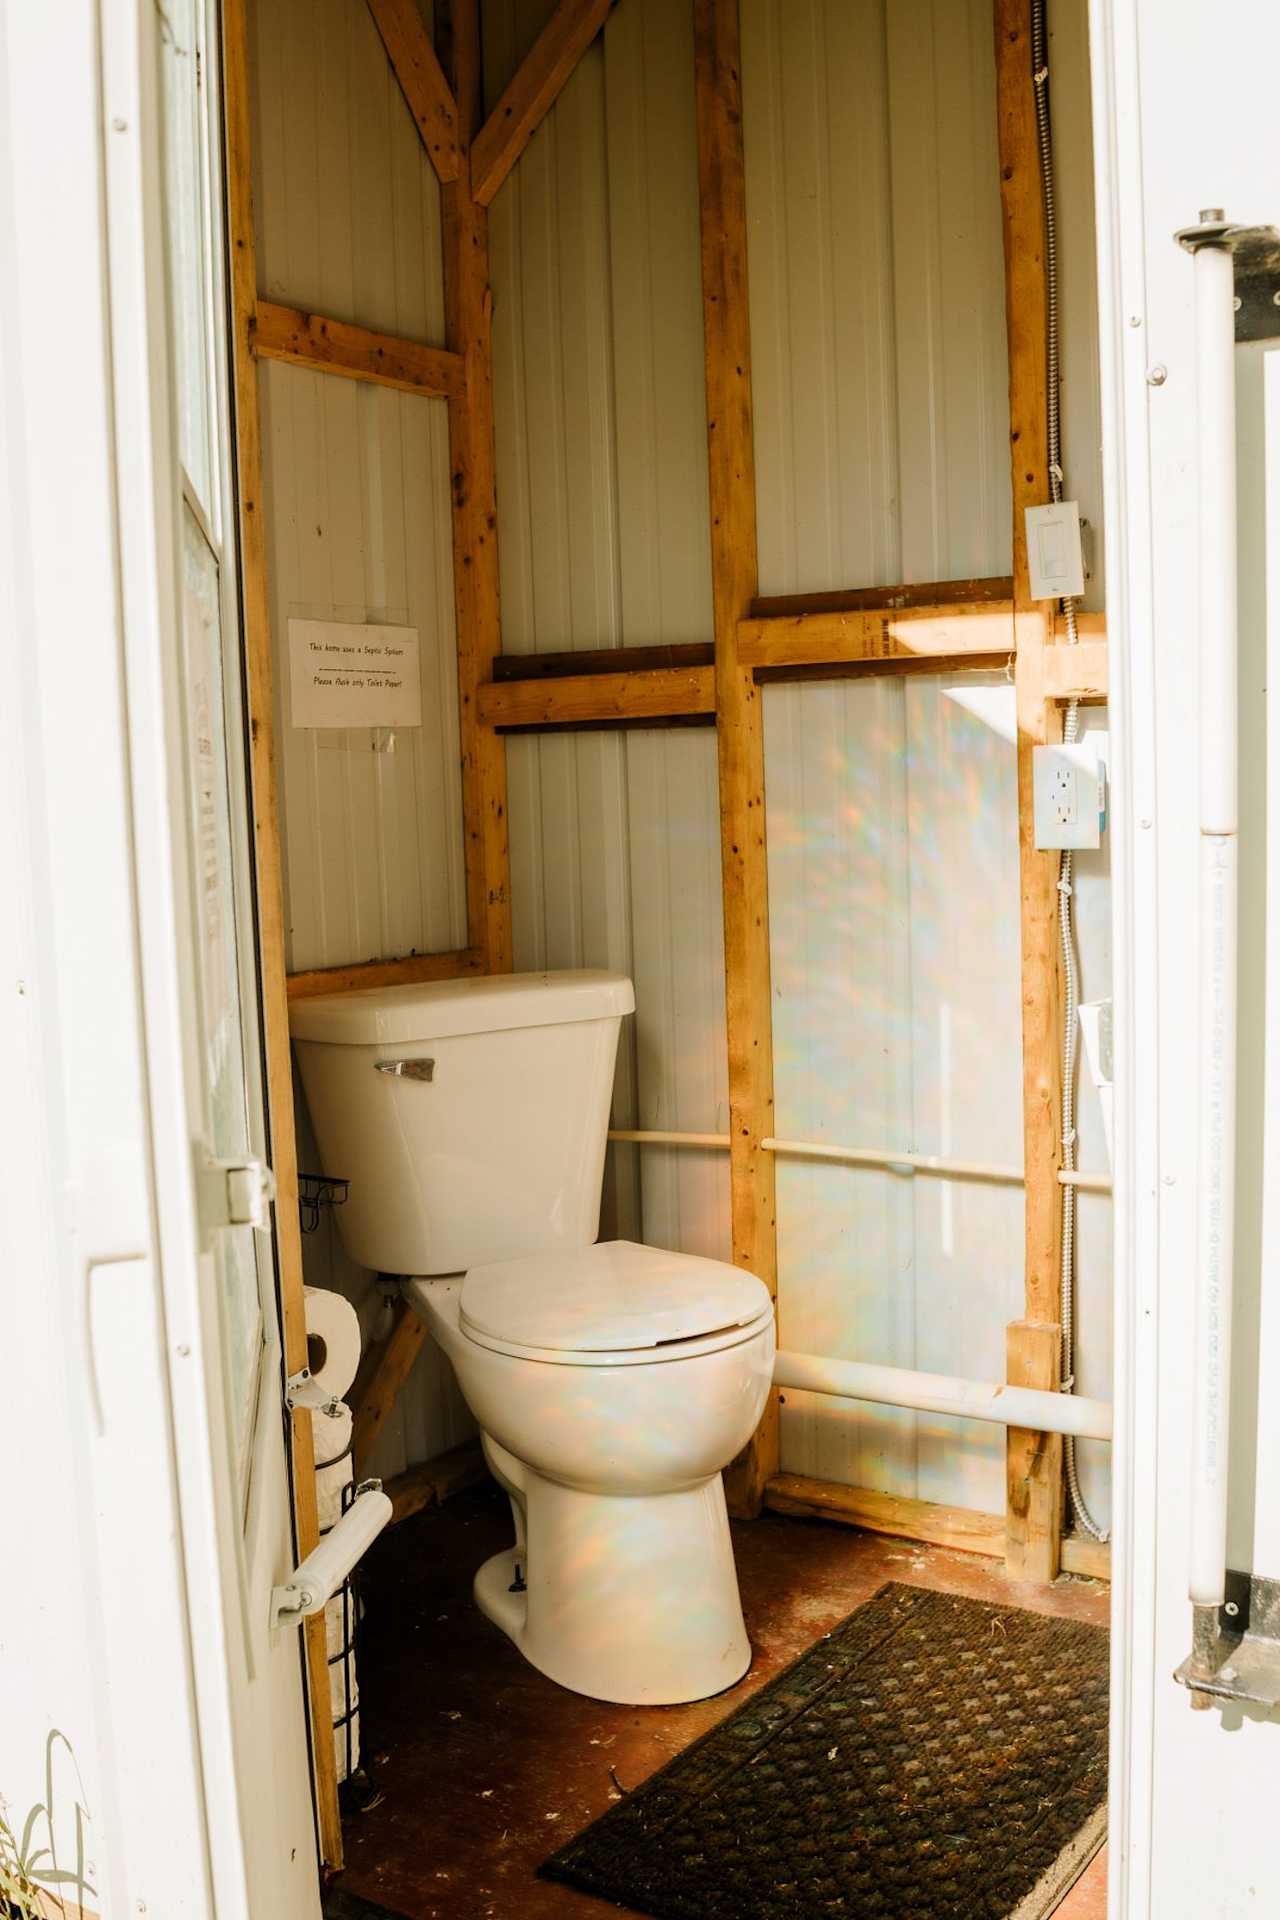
[288,618,421,729]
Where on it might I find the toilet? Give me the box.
[289,970,775,1706]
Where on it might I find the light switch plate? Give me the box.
[1033,738,1106,849]
[1026,500,1086,600]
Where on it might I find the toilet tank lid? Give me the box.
[288,969,635,1045]
[460,1240,772,1353]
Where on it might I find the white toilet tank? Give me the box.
[289,970,635,1275]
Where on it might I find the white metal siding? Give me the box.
[487,0,730,1258]
[742,0,1104,608]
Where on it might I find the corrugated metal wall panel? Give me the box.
[742,0,1102,605]
[488,0,729,1259]
[766,675,1111,1522]
[742,0,1009,595]
[253,0,471,1478]
[251,0,446,343]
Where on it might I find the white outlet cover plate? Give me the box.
[1026,500,1086,601]
[1033,739,1104,849]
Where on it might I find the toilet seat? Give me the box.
[458,1239,773,1368]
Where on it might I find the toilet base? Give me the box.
[474,1437,752,1706]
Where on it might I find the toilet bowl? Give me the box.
[288,969,775,1706]
[406,1242,775,1705]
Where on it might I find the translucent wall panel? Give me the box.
[766,676,1112,1521]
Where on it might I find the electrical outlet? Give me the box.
[1033,739,1105,849]
[1050,764,1078,826]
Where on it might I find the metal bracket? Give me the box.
[1175,210,1280,343]
[285,1365,342,1417]
[1175,1571,1280,1710]
[198,1153,276,1232]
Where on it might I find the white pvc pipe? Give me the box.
[1189,237,1239,1611]
[606,1129,1113,1194]
[773,1348,1113,1442]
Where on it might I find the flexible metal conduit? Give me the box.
[772,1349,1112,1444]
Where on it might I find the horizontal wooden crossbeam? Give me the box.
[749,575,1014,620]
[478,664,716,729]
[365,0,461,183]
[286,948,484,1001]
[384,1440,489,1524]
[252,300,465,399]
[470,0,614,206]
[737,599,1017,672]
[762,1473,1110,1578]
[492,641,714,681]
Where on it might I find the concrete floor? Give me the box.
[335,1484,1110,1920]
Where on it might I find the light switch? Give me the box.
[1025,501,1086,600]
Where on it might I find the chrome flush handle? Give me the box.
[373,1057,435,1082]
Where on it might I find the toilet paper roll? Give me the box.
[312,1399,353,1468]
[304,1286,361,1402]
[317,1453,354,1534]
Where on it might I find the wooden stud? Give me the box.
[995,0,1064,1579]
[252,299,465,399]
[764,1475,1008,1560]
[439,0,512,973]
[350,1300,428,1477]
[1044,632,1109,701]
[737,600,1016,672]
[384,1440,489,1524]
[694,0,778,1520]
[222,0,342,1868]
[469,0,614,207]
[479,665,716,730]
[1006,1320,1064,1583]
[366,0,462,183]
[1061,1532,1112,1581]
[286,947,485,1001]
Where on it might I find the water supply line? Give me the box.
[1030,0,1108,1543]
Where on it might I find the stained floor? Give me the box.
[334,1485,1110,1920]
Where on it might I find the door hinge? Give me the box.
[199,1153,276,1232]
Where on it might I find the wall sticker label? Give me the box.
[289,618,421,729]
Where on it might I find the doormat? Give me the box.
[543,1582,1108,1920]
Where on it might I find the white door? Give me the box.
[149,0,326,1912]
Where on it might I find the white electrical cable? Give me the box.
[1031,0,1109,1544]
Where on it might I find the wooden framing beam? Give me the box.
[384,1440,489,1524]
[351,1299,428,1477]
[366,0,462,183]
[694,0,778,1521]
[750,574,1014,621]
[440,0,512,972]
[286,947,485,1001]
[479,664,716,730]
[222,0,343,1870]
[762,1474,1110,1579]
[1044,631,1109,701]
[252,299,464,399]
[996,0,1064,1583]
[469,0,614,207]
[737,599,1016,672]
[493,641,715,680]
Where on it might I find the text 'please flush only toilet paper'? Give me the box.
[304,1285,361,1402]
